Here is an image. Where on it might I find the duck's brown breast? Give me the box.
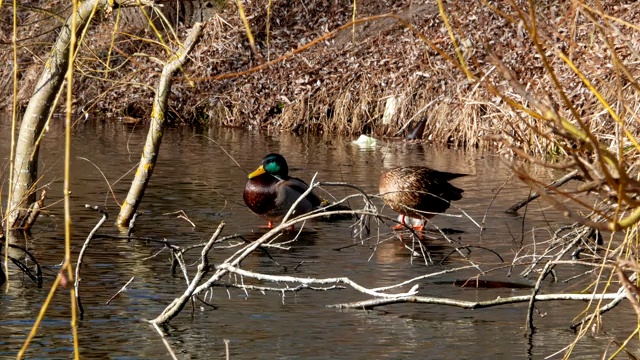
[243,175,278,216]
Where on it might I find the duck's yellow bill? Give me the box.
[248,165,266,179]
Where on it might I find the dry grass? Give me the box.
[1,1,638,155]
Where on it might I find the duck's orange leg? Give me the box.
[392,215,407,230]
[392,215,426,233]
[411,217,428,233]
[260,221,298,231]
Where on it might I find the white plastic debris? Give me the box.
[352,134,378,148]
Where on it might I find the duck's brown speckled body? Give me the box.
[379,166,466,229]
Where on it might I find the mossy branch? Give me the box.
[116,22,204,227]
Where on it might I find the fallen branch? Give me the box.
[150,222,224,326]
[150,206,387,326]
[327,292,621,310]
[217,263,419,299]
[213,282,345,295]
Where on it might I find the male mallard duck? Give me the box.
[243,153,324,229]
[379,166,467,231]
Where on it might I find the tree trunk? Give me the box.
[5,0,162,231]
[6,0,209,231]
[7,0,109,230]
[116,22,204,227]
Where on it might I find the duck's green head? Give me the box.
[248,153,289,179]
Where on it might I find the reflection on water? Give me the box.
[0,119,631,358]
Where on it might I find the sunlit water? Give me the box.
[0,118,636,359]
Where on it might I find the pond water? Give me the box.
[0,118,636,359]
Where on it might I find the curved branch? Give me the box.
[74,205,108,319]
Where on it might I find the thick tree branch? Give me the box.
[116,22,204,227]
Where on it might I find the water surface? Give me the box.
[0,119,634,359]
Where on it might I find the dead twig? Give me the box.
[106,277,135,305]
[525,233,590,335]
[2,243,43,287]
[74,205,108,319]
[505,170,581,214]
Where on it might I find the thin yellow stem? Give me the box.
[135,0,171,54]
[558,52,640,153]
[19,0,87,353]
[64,0,80,357]
[104,6,121,79]
[18,275,62,358]
[351,0,356,43]
[579,2,640,31]
[236,0,256,53]
[4,0,19,291]
[437,0,473,80]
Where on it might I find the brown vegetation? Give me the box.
[1,1,637,151]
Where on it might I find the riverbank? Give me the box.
[1,1,639,153]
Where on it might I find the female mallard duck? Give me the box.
[243,153,323,228]
[379,166,467,231]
